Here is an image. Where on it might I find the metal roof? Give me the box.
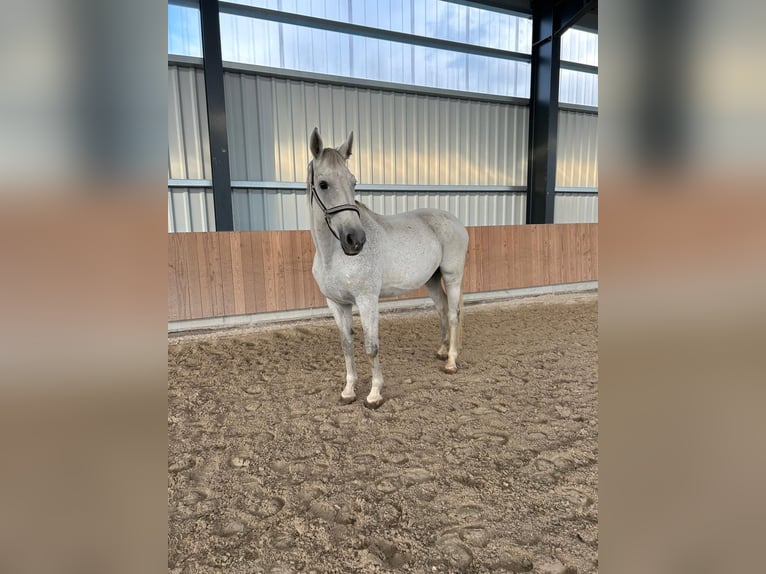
[446,0,598,32]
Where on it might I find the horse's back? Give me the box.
[393,208,468,258]
[369,207,467,243]
[414,208,468,242]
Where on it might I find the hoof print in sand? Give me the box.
[368,537,409,569]
[219,520,246,537]
[228,455,251,468]
[538,557,578,574]
[435,536,474,572]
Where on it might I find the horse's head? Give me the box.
[308,128,366,256]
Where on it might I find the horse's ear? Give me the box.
[310,127,323,159]
[337,131,353,160]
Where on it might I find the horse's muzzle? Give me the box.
[341,228,366,256]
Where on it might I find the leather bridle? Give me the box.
[308,161,361,241]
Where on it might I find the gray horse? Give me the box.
[307,128,468,408]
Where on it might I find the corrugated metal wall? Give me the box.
[168,65,210,181]
[168,64,215,232]
[221,68,531,230]
[355,190,526,226]
[554,193,598,223]
[232,187,526,231]
[559,70,598,107]
[223,71,529,186]
[168,187,216,232]
[232,188,305,231]
[557,110,598,188]
[168,62,597,231]
[554,109,598,223]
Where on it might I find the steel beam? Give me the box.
[525,0,596,224]
[526,0,559,224]
[556,0,598,38]
[199,0,234,231]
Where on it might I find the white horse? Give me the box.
[307,128,468,408]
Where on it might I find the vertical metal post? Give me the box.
[526,0,596,224]
[526,0,560,224]
[199,0,234,231]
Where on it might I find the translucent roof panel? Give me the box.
[561,27,598,66]
[219,13,531,98]
[225,0,532,54]
[168,3,202,57]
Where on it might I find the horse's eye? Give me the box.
[319,181,328,190]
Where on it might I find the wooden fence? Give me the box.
[168,224,598,322]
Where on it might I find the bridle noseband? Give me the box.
[309,161,361,241]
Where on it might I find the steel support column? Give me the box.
[526,0,596,224]
[199,0,234,230]
[526,0,559,224]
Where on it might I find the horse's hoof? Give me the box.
[339,395,356,405]
[363,398,384,410]
[436,351,449,360]
[443,364,458,374]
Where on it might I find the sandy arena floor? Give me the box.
[168,292,598,573]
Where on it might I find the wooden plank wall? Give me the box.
[168,224,598,322]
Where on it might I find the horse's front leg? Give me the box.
[327,299,358,403]
[356,296,384,409]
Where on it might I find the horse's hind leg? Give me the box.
[356,295,385,409]
[441,271,464,374]
[327,299,357,403]
[426,271,449,360]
